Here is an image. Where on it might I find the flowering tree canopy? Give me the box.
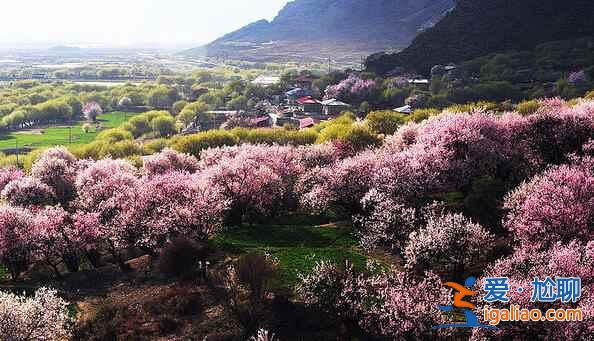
[82,102,103,122]
[0,205,35,280]
[31,147,78,204]
[404,211,494,274]
[142,148,199,176]
[504,160,594,250]
[1,177,56,207]
[0,287,72,341]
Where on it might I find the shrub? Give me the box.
[296,261,347,314]
[151,115,177,137]
[170,130,238,158]
[143,138,168,154]
[157,238,208,278]
[235,252,278,300]
[249,329,277,341]
[0,287,72,340]
[96,128,133,143]
[365,110,407,135]
[516,99,541,115]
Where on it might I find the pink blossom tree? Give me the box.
[142,148,199,177]
[344,269,450,339]
[0,167,24,193]
[504,161,594,250]
[82,102,103,122]
[404,211,494,274]
[198,145,303,225]
[31,147,78,204]
[1,177,56,207]
[31,207,90,276]
[353,189,417,254]
[121,171,228,251]
[325,75,377,103]
[0,205,35,280]
[298,151,377,215]
[74,159,139,270]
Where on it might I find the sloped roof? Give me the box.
[394,105,413,114]
[251,116,270,124]
[297,96,321,105]
[321,98,350,106]
[299,117,316,129]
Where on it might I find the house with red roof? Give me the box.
[296,96,322,113]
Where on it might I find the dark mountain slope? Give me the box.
[366,0,594,75]
[185,0,455,65]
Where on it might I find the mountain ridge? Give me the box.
[365,0,594,75]
[184,0,456,65]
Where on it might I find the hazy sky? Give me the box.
[0,0,289,48]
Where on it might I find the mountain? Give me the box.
[184,0,456,65]
[366,0,594,75]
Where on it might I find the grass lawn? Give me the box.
[0,111,138,151]
[212,218,367,289]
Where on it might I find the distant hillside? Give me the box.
[366,0,594,75]
[184,0,455,65]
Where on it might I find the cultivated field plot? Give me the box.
[0,112,138,151]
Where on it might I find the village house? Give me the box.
[297,96,322,113]
[321,98,350,116]
[250,115,273,128]
[286,88,313,105]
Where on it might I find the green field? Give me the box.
[0,112,138,151]
[212,218,367,289]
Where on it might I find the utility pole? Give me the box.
[15,138,19,166]
[328,57,331,74]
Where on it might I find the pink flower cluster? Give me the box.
[504,158,594,250]
[297,261,450,339]
[404,211,494,274]
[324,75,377,102]
[142,148,199,176]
